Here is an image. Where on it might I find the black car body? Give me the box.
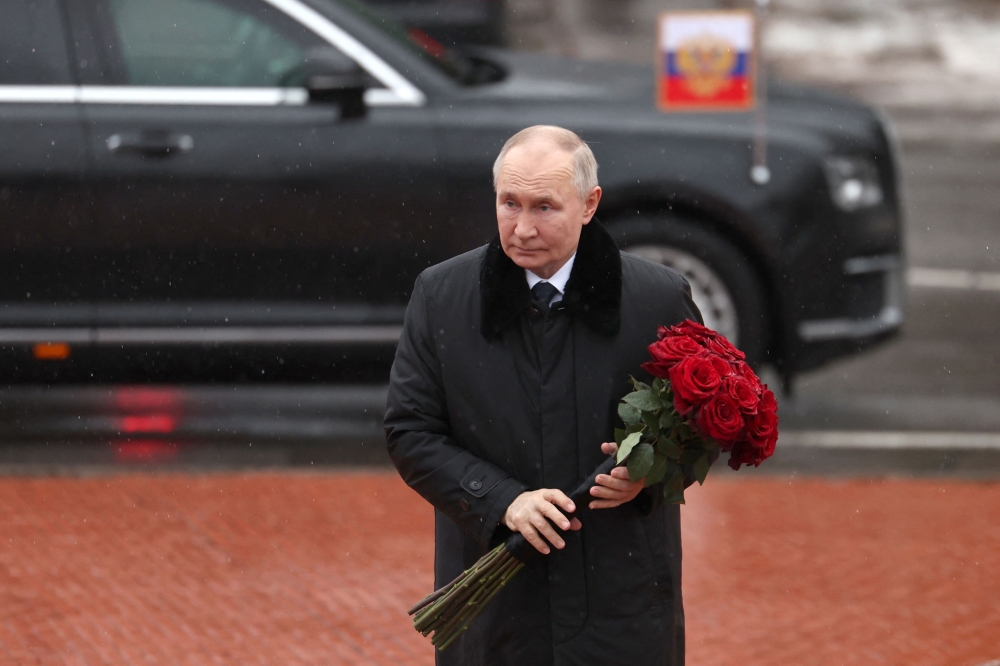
[363,0,504,47]
[0,0,903,383]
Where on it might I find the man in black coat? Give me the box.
[385,126,702,665]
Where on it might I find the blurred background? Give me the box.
[1,0,998,664]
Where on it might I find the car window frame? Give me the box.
[0,0,79,102]
[0,0,77,86]
[0,0,425,108]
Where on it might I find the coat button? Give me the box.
[459,499,470,511]
[527,308,540,319]
[469,480,482,491]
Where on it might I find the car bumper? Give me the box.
[797,255,904,342]
[786,253,905,372]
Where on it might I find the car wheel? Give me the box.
[612,217,769,365]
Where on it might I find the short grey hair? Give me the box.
[492,125,599,200]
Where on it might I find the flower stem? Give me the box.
[433,554,523,650]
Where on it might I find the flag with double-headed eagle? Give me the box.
[658,11,756,111]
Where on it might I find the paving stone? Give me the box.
[1,472,998,665]
[683,477,1000,666]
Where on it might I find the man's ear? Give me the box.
[581,186,602,225]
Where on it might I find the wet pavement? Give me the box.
[2,470,998,666]
[682,476,1000,666]
[3,380,1000,477]
[0,384,390,470]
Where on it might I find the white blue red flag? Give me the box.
[657,11,756,111]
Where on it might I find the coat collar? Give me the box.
[480,219,622,340]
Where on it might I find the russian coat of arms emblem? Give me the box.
[658,12,756,111]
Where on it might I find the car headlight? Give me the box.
[823,156,884,212]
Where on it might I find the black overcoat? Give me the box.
[385,221,702,666]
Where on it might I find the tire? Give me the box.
[609,216,770,365]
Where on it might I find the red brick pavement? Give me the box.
[682,479,1000,666]
[1,472,998,665]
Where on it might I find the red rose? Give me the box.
[727,440,767,470]
[734,361,762,392]
[724,376,760,414]
[667,320,717,343]
[705,335,746,361]
[746,389,778,451]
[758,387,777,414]
[760,429,778,457]
[709,356,735,378]
[668,356,721,415]
[696,391,745,445]
[641,335,707,378]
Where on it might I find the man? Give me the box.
[385,126,701,665]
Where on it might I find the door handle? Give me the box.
[107,131,194,157]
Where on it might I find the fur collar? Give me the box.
[480,219,622,340]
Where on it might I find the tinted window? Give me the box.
[337,0,470,82]
[0,0,73,84]
[107,0,310,86]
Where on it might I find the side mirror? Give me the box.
[300,48,369,119]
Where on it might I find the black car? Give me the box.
[363,0,505,47]
[0,0,903,385]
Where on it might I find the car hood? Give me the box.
[463,49,885,148]
[467,49,653,101]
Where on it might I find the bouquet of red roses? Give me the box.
[617,319,778,504]
[408,320,777,650]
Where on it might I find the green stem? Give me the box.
[435,559,525,652]
[429,552,515,644]
[408,560,478,616]
[431,555,520,648]
[414,547,505,633]
[425,548,503,618]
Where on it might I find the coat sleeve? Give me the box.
[633,272,709,517]
[384,274,528,549]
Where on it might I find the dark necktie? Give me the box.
[530,281,560,314]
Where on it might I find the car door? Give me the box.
[69,0,441,340]
[0,0,94,340]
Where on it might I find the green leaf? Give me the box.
[614,428,627,446]
[693,452,711,485]
[659,409,676,431]
[663,471,687,505]
[644,454,669,487]
[656,438,682,461]
[680,447,704,465]
[626,423,645,435]
[623,390,662,412]
[617,431,642,463]
[617,402,641,426]
[629,376,651,392]
[627,441,655,480]
[652,377,664,392]
[663,486,686,505]
[640,410,660,435]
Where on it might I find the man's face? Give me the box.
[495,140,602,279]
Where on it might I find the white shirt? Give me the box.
[525,253,576,306]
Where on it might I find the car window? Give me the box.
[335,0,471,83]
[0,0,73,84]
[106,0,314,87]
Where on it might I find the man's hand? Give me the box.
[504,489,583,555]
[589,442,645,509]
